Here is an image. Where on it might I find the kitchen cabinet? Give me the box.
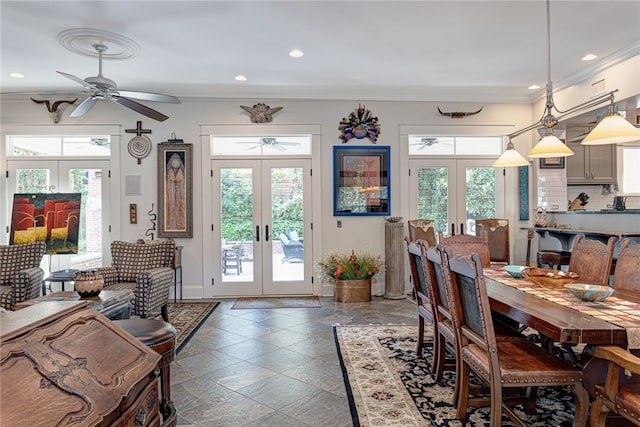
[566,142,616,184]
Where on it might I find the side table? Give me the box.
[42,269,78,295]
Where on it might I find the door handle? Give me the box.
[460,223,464,235]
[451,223,455,236]
[265,225,270,241]
[256,225,260,242]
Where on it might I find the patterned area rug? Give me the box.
[166,302,219,353]
[334,324,576,427]
[231,296,321,309]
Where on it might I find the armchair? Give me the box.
[0,241,46,310]
[96,240,175,321]
[279,232,303,263]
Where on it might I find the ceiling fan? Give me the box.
[57,44,180,122]
[239,137,301,151]
[409,137,439,150]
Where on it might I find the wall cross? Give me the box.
[125,121,152,137]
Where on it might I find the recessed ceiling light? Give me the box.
[9,72,24,79]
[528,84,541,90]
[581,53,598,61]
[289,49,304,58]
[234,75,247,81]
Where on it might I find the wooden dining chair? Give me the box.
[407,219,437,247]
[568,235,617,285]
[611,239,638,292]
[475,218,510,265]
[441,249,589,427]
[438,232,491,268]
[404,237,436,360]
[589,345,640,427]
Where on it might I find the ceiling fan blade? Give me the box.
[70,96,98,117]
[114,96,169,122]
[116,90,181,104]
[57,71,96,91]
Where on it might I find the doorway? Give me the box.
[211,158,312,296]
[409,158,504,237]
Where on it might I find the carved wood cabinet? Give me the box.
[1,301,161,426]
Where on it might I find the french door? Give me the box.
[210,158,312,296]
[409,158,504,237]
[6,160,111,273]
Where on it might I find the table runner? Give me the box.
[484,269,640,349]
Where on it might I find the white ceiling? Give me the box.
[1,1,639,106]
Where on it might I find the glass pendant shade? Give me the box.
[581,114,640,145]
[493,142,529,167]
[527,134,574,158]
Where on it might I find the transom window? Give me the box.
[211,136,312,156]
[7,135,111,157]
[408,136,503,156]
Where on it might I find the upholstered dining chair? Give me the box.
[407,219,437,247]
[475,219,510,265]
[0,241,46,310]
[589,345,640,427]
[96,240,175,321]
[404,237,436,361]
[441,249,589,427]
[568,235,617,285]
[438,232,491,268]
[611,239,638,293]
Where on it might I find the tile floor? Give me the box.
[171,296,418,427]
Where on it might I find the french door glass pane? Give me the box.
[220,168,254,282]
[271,167,304,282]
[417,167,449,234]
[67,168,103,268]
[17,169,49,193]
[465,166,497,226]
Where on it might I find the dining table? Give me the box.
[484,268,640,396]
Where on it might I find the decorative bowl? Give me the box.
[565,283,615,302]
[522,267,579,288]
[503,265,528,279]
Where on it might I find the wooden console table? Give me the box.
[1,301,161,426]
[523,227,640,266]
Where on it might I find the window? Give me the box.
[7,135,111,157]
[408,135,502,156]
[622,146,640,194]
[211,136,312,156]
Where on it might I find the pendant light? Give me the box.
[526,0,573,159]
[493,137,529,167]
[581,99,640,145]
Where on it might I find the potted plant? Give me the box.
[315,250,384,302]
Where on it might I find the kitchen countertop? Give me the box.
[552,209,640,214]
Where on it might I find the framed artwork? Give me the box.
[333,146,390,216]
[158,143,193,238]
[539,157,565,169]
[10,193,82,254]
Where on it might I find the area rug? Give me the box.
[166,302,219,353]
[334,324,576,427]
[231,296,321,309]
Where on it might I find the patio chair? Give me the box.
[0,241,46,310]
[441,249,588,427]
[280,233,303,263]
[95,240,175,321]
[223,240,245,274]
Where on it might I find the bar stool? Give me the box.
[114,319,177,427]
[536,250,571,270]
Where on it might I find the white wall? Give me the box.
[2,55,637,298]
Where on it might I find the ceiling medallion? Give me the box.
[339,104,381,143]
[57,28,140,60]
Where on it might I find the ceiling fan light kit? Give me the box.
[496,0,637,166]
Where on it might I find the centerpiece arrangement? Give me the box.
[315,250,384,302]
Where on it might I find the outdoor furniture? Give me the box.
[223,240,245,274]
[475,218,509,264]
[590,345,640,427]
[0,241,46,310]
[443,250,588,427]
[568,235,617,285]
[279,232,303,263]
[95,240,175,322]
